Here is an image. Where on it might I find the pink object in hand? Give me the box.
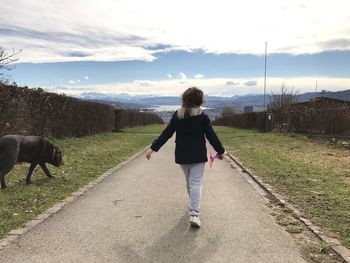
[209,151,213,168]
[209,151,220,169]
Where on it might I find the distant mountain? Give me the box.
[76,92,153,108]
[78,92,271,109]
[78,89,350,110]
[137,96,182,106]
[297,89,350,102]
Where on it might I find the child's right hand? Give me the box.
[145,148,154,160]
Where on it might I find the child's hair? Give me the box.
[182,87,204,108]
[181,87,204,118]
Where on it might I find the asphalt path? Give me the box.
[0,138,306,262]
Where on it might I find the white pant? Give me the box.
[180,162,205,216]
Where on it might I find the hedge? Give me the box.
[0,84,163,138]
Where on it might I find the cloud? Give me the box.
[244,80,257,86]
[48,85,72,91]
[2,1,350,63]
[52,77,350,97]
[65,51,91,58]
[226,81,240,85]
[133,80,154,87]
[84,76,89,80]
[193,74,204,79]
[178,72,187,80]
[68,79,81,84]
[46,85,92,95]
[318,38,350,50]
[166,74,172,79]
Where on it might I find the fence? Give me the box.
[288,107,350,137]
[0,84,163,138]
[271,98,350,137]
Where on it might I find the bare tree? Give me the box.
[268,83,298,131]
[220,107,235,117]
[0,46,21,84]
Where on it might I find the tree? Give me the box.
[220,107,235,117]
[268,83,298,131]
[0,46,21,84]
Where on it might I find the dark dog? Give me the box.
[0,135,63,189]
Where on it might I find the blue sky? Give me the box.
[1,0,350,96]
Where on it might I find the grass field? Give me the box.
[214,126,350,248]
[0,125,163,239]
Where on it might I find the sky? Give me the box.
[1,0,350,97]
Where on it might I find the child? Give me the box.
[145,87,225,227]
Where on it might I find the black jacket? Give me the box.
[151,112,225,164]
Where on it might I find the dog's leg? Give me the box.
[0,167,14,189]
[26,164,37,185]
[39,163,54,178]
[0,161,16,189]
[0,171,7,189]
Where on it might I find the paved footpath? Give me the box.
[0,139,306,263]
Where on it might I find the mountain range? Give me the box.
[78,89,350,111]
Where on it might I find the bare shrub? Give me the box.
[268,83,298,131]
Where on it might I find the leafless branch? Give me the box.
[268,83,299,130]
[0,46,22,83]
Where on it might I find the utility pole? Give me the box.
[264,42,267,112]
[264,42,268,131]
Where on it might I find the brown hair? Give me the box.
[182,87,204,108]
[181,87,204,118]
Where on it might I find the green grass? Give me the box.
[214,126,350,248]
[0,124,164,239]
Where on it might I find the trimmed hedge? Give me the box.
[0,84,163,138]
[114,108,163,131]
[212,112,266,131]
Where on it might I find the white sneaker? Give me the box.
[189,216,201,227]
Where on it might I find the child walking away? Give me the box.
[145,87,225,228]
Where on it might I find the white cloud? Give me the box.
[244,80,258,86]
[166,74,172,79]
[178,72,187,80]
[84,76,89,80]
[76,79,80,83]
[56,77,350,97]
[68,80,76,84]
[1,0,350,63]
[226,81,240,85]
[193,74,204,79]
[133,80,154,87]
